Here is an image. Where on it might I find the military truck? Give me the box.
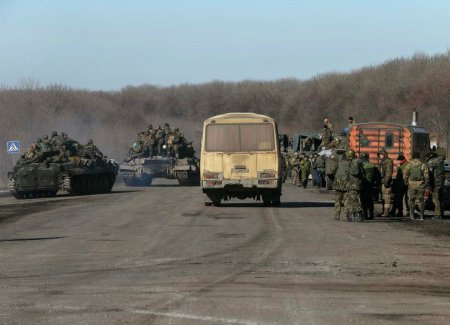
[8,158,118,199]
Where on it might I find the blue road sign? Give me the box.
[7,141,20,154]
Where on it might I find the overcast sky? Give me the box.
[1,0,449,90]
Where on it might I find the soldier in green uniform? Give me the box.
[320,125,332,147]
[20,144,40,164]
[391,154,410,217]
[377,148,393,217]
[427,151,445,219]
[289,152,300,185]
[299,154,312,188]
[333,153,349,220]
[343,149,365,222]
[325,152,339,190]
[48,144,71,163]
[360,152,375,220]
[83,139,103,160]
[403,152,429,221]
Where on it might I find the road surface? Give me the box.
[0,180,449,324]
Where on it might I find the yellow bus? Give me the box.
[200,113,282,206]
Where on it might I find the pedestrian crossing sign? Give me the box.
[7,141,20,154]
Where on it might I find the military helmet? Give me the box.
[378,148,388,156]
[87,139,93,145]
[51,130,57,136]
[36,137,42,143]
[345,149,356,158]
[148,124,153,129]
[43,135,49,139]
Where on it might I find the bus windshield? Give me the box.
[205,123,275,152]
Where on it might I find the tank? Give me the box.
[120,156,175,186]
[168,157,200,186]
[121,124,200,186]
[8,158,119,199]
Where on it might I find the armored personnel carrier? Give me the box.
[8,133,119,199]
[8,159,118,199]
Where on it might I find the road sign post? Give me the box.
[7,140,21,165]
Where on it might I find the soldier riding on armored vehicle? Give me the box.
[120,123,200,186]
[8,132,119,199]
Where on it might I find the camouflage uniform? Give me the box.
[320,126,332,147]
[332,157,349,220]
[289,154,300,185]
[404,157,429,220]
[21,144,39,164]
[427,154,445,219]
[378,149,393,217]
[299,156,312,188]
[83,140,103,159]
[343,152,365,221]
[325,153,339,190]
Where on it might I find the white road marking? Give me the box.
[130,309,258,325]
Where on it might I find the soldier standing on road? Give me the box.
[333,153,350,220]
[325,151,339,190]
[391,154,410,218]
[333,153,349,220]
[427,151,445,220]
[403,152,429,221]
[289,152,300,185]
[299,154,312,188]
[343,149,365,222]
[360,152,375,220]
[377,148,393,217]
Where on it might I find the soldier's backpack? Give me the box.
[363,161,375,183]
[409,163,425,181]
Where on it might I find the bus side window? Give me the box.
[385,132,394,149]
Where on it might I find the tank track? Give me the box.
[63,173,116,195]
[8,177,57,199]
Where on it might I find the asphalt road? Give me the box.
[0,180,449,324]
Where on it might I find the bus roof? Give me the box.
[205,112,274,124]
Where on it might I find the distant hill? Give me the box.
[1,52,449,187]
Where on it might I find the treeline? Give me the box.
[1,52,450,187]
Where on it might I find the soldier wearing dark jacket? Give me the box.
[377,148,393,217]
[427,152,445,219]
[360,153,375,220]
[391,154,410,217]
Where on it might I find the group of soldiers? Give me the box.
[285,115,446,222]
[19,131,104,165]
[333,147,446,222]
[125,123,195,162]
